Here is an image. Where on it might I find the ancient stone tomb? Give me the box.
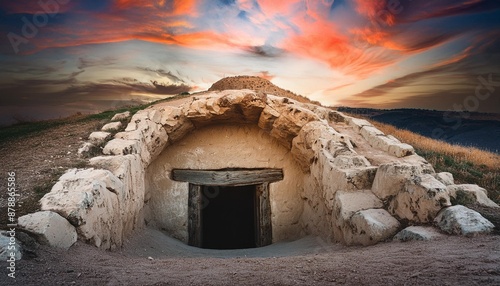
[18,90,498,250]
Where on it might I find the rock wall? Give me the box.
[19,89,498,250]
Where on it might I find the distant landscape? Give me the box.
[337,107,500,154]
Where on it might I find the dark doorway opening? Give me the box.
[201,185,256,249]
[173,168,279,249]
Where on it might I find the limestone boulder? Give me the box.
[434,205,495,236]
[185,91,266,126]
[434,172,454,186]
[0,232,22,260]
[103,139,144,159]
[325,139,356,158]
[360,125,384,141]
[372,162,434,200]
[40,168,125,249]
[101,121,123,132]
[117,113,169,162]
[111,111,131,121]
[332,191,383,243]
[345,117,373,133]
[332,155,371,169]
[89,131,112,146]
[368,134,397,152]
[90,154,146,236]
[291,121,340,171]
[388,143,415,158]
[269,104,320,147]
[159,106,195,143]
[333,191,384,223]
[322,165,378,207]
[348,209,400,246]
[18,211,77,249]
[258,105,281,132]
[389,174,451,223]
[393,226,444,242]
[77,142,98,157]
[447,184,499,208]
[326,110,347,123]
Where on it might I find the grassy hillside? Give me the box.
[337,107,500,153]
[371,120,500,204]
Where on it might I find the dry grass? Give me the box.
[372,121,500,169]
[370,120,500,203]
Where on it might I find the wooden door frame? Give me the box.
[172,168,283,248]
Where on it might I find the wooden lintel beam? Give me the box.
[172,169,283,186]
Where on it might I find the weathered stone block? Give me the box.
[345,117,372,133]
[103,139,142,156]
[388,143,415,157]
[89,131,112,146]
[434,172,454,186]
[389,174,451,223]
[434,205,494,236]
[393,226,444,242]
[447,184,499,208]
[372,162,433,200]
[111,111,131,121]
[18,211,77,250]
[0,232,22,260]
[40,168,125,249]
[101,121,123,132]
[348,209,400,246]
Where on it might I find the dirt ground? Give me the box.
[0,117,104,225]
[1,230,499,286]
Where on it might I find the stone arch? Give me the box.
[31,89,497,250]
[102,89,350,171]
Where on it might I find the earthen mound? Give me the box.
[209,76,318,104]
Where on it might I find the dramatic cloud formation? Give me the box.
[0,0,499,124]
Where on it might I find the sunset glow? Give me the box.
[1,0,499,124]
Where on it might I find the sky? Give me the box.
[0,0,499,125]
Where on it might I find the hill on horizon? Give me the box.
[208,76,319,105]
[337,107,500,154]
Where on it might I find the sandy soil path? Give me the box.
[2,228,499,286]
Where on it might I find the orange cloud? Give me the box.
[257,0,301,16]
[281,15,398,78]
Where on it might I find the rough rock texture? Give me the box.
[434,172,454,186]
[389,174,451,223]
[435,205,495,236]
[77,142,97,157]
[40,169,127,249]
[447,184,500,208]
[0,232,22,260]
[348,209,400,246]
[332,191,384,244]
[34,89,498,249]
[111,111,131,121]
[393,226,444,242]
[18,211,77,249]
[101,121,123,132]
[89,131,112,146]
[372,162,434,200]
